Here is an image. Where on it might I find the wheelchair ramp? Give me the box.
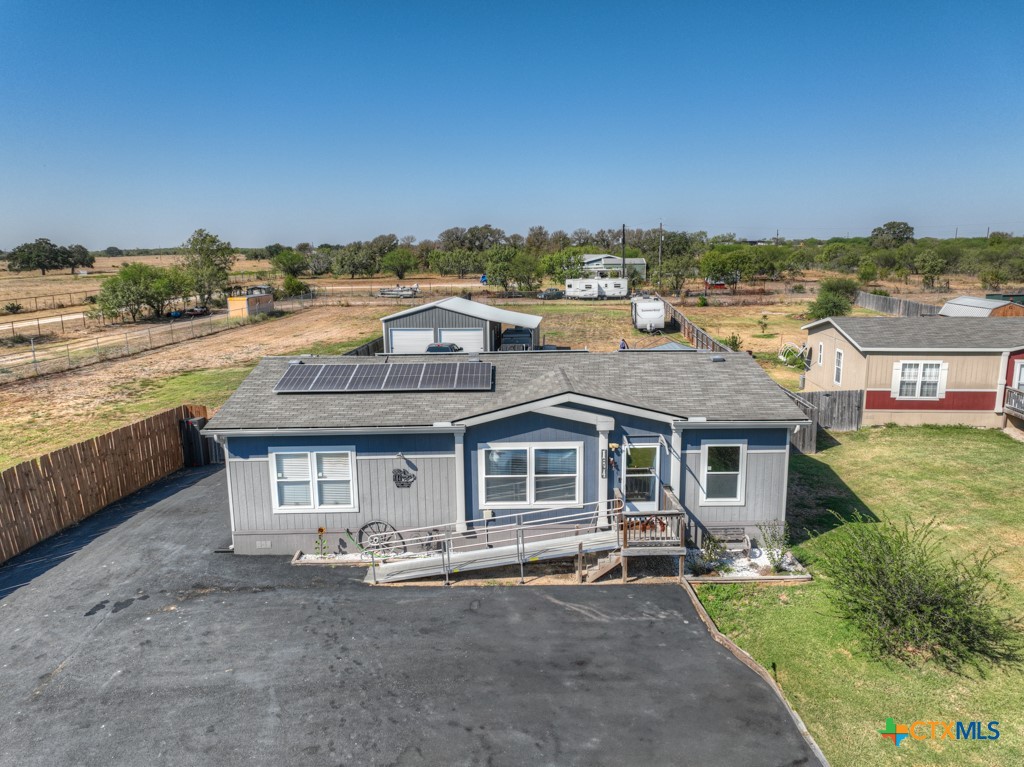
[365,529,620,584]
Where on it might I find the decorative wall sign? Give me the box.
[393,468,417,488]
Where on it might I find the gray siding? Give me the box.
[383,307,496,352]
[228,454,456,555]
[681,449,788,536]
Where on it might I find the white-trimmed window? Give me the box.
[480,443,581,506]
[893,361,945,399]
[270,450,357,512]
[817,342,823,366]
[834,349,843,385]
[699,442,746,505]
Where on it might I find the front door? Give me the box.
[622,441,659,511]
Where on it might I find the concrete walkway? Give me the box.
[0,468,822,767]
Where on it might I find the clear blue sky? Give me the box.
[1,0,1022,249]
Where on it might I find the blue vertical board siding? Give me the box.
[465,412,599,522]
[227,433,456,460]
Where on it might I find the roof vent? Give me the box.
[711,355,726,362]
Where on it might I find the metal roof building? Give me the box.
[939,296,1024,318]
[380,297,543,354]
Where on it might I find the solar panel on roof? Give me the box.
[382,363,426,390]
[419,362,459,389]
[273,363,324,392]
[346,364,390,391]
[309,365,356,392]
[454,362,493,390]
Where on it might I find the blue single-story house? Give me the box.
[201,351,810,556]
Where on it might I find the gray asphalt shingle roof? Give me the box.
[204,351,809,431]
[804,316,1024,351]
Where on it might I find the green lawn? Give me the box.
[698,426,1024,767]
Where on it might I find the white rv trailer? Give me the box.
[631,295,665,331]
[565,278,628,300]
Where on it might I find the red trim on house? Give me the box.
[865,390,996,411]
[1006,350,1024,388]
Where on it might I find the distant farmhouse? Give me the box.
[581,254,647,281]
[802,317,1024,429]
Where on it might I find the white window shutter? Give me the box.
[937,362,949,398]
[275,453,310,480]
[890,363,902,397]
[317,453,352,480]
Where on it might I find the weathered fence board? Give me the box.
[855,291,940,317]
[798,389,864,431]
[660,300,731,352]
[344,336,385,357]
[0,404,209,565]
[776,388,818,454]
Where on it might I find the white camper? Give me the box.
[631,295,665,331]
[565,278,628,300]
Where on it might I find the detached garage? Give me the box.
[381,297,543,354]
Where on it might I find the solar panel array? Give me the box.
[274,361,493,393]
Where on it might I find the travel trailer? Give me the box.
[631,295,665,331]
[565,278,628,300]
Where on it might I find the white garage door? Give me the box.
[439,328,485,353]
[390,328,434,354]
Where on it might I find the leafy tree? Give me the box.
[271,249,307,277]
[307,249,333,276]
[870,221,915,249]
[380,248,417,279]
[104,246,123,258]
[7,238,66,275]
[95,262,158,321]
[333,243,377,279]
[915,249,946,289]
[431,248,480,279]
[817,277,861,302]
[281,275,310,296]
[365,233,399,261]
[436,227,469,251]
[464,225,505,252]
[857,256,878,284]
[525,225,550,255]
[485,246,542,291]
[541,247,587,281]
[265,243,286,258]
[181,229,235,306]
[570,228,593,246]
[66,244,95,272]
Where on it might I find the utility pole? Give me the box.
[955,226,958,239]
[658,221,663,292]
[621,224,626,285]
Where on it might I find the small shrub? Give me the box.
[757,313,769,334]
[756,522,790,573]
[790,283,806,294]
[869,288,891,297]
[687,534,726,575]
[84,295,97,304]
[818,513,1022,671]
[281,275,310,297]
[3,302,24,314]
[696,295,708,307]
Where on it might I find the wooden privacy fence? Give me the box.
[0,404,209,565]
[796,389,864,431]
[661,300,731,352]
[778,388,819,453]
[855,291,940,317]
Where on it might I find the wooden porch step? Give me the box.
[586,553,621,582]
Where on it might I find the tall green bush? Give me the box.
[818,514,1021,671]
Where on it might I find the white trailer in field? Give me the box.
[565,278,628,299]
[631,295,665,331]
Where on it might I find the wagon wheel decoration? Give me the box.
[358,521,406,558]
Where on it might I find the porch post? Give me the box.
[598,428,610,527]
[454,431,468,532]
[670,422,683,502]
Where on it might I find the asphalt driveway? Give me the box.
[0,468,822,767]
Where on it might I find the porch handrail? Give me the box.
[1006,386,1024,414]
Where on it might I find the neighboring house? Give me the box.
[802,317,1024,429]
[581,254,648,280]
[939,296,1024,317]
[201,351,809,555]
[986,289,1024,306]
[381,297,542,353]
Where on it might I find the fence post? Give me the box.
[30,338,39,375]
[169,322,174,342]
[148,328,153,348]
[36,318,41,337]
[124,333,130,355]
[60,314,65,334]
[190,320,195,338]
[66,343,71,367]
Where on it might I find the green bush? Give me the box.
[818,513,1022,671]
[722,333,742,351]
[869,288,891,297]
[790,283,806,294]
[806,291,852,320]
[696,295,708,307]
[687,534,726,575]
[817,276,860,301]
[281,275,310,297]
[2,302,23,314]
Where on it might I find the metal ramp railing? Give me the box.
[363,500,625,584]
